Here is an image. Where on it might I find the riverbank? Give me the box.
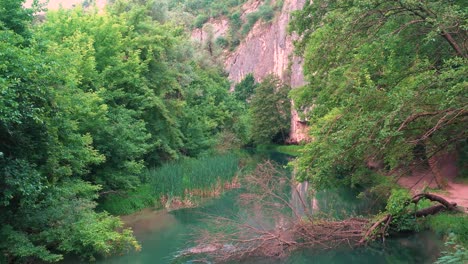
[98,153,241,215]
[397,152,468,212]
[99,151,449,264]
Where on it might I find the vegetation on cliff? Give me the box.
[165,0,284,49]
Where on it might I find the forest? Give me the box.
[0,0,292,262]
[0,0,467,263]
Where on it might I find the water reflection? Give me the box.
[94,151,440,264]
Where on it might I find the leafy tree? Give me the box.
[180,65,242,155]
[289,0,467,188]
[234,73,257,102]
[0,0,36,38]
[0,180,139,262]
[250,75,291,144]
[0,0,247,262]
[0,6,139,261]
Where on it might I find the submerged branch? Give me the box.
[179,162,460,263]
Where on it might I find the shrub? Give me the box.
[194,13,209,28]
[425,213,468,246]
[215,36,229,48]
[98,184,157,215]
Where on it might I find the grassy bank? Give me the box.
[98,184,157,215]
[150,153,239,198]
[423,213,468,263]
[99,153,240,215]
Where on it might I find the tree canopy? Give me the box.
[289,0,467,188]
[0,0,244,262]
[250,75,291,145]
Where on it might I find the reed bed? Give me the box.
[148,153,240,199]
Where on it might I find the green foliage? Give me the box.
[167,0,280,49]
[227,11,242,48]
[457,140,468,181]
[258,4,274,21]
[428,214,468,264]
[194,13,209,28]
[250,75,291,145]
[256,144,303,157]
[435,233,468,264]
[290,0,467,189]
[385,189,418,231]
[0,0,36,38]
[234,73,257,102]
[241,11,261,35]
[0,0,244,262]
[180,65,243,156]
[385,189,411,216]
[168,0,247,19]
[0,180,140,262]
[215,36,228,48]
[98,184,157,215]
[425,213,468,246]
[149,153,239,198]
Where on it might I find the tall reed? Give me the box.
[148,153,240,198]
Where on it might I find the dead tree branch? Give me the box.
[180,162,460,263]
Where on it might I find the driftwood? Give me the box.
[358,214,391,245]
[181,161,460,262]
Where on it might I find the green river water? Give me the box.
[95,151,441,264]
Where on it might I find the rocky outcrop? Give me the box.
[228,0,308,143]
[224,0,306,84]
[191,17,230,43]
[194,0,310,143]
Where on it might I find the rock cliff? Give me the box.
[193,0,310,143]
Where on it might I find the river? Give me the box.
[96,151,441,264]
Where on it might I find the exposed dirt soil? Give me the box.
[397,152,468,213]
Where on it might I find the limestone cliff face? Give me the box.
[224,0,305,84]
[193,0,309,143]
[226,0,309,143]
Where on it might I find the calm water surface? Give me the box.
[96,151,441,264]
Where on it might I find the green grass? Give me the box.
[148,153,240,198]
[98,184,158,215]
[99,153,240,215]
[426,213,468,263]
[424,213,468,246]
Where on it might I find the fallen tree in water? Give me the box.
[359,192,459,246]
[179,161,460,262]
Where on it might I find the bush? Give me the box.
[194,13,209,28]
[435,233,468,264]
[425,213,468,246]
[258,4,274,21]
[215,36,229,48]
[98,184,157,215]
